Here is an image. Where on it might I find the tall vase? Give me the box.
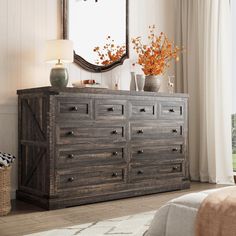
[144,75,162,92]
[130,72,137,91]
[136,74,145,91]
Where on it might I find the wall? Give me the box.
[232,0,236,114]
[0,0,178,198]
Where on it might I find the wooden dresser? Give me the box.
[17,87,189,210]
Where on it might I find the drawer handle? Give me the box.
[67,131,75,136]
[113,151,118,156]
[140,108,146,112]
[172,129,178,133]
[172,148,178,152]
[172,166,178,171]
[137,129,144,134]
[68,177,74,182]
[71,106,78,111]
[108,107,115,112]
[137,170,144,175]
[112,172,118,177]
[138,150,144,154]
[68,154,74,159]
[169,109,175,113]
[112,130,118,135]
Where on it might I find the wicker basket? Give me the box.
[0,166,11,216]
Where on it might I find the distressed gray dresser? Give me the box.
[17,87,189,210]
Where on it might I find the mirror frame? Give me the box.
[61,0,129,73]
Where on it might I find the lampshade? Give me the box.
[46,40,73,64]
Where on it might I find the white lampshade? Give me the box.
[46,40,73,64]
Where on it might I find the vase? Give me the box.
[50,67,69,88]
[136,74,145,91]
[144,75,162,92]
[130,72,137,91]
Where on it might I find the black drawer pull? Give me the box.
[113,151,118,156]
[169,109,175,113]
[140,108,146,112]
[68,177,74,182]
[112,172,118,177]
[71,106,78,111]
[138,150,144,154]
[172,148,178,152]
[137,170,144,175]
[172,129,178,133]
[67,131,75,136]
[172,166,178,171]
[112,130,118,135]
[108,107,115,112]
[68,154,74,159]
[137,129,144,134]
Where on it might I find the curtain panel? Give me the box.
[175,0,233,183]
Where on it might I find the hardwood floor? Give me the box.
[0,183,225,236]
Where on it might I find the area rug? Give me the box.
[26,211,155,236]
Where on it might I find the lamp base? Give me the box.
[50,67,69,88]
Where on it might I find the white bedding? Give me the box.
[145,188,223,236]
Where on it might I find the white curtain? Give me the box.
[176,0,234,183]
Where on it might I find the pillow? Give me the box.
[0,152,16,169]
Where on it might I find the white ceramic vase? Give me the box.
[136,74,145,91]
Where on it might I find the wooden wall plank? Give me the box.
[0,0,8,104]
[7,0,21,104]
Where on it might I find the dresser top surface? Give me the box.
[17,86,188,98]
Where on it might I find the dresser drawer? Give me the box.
[130,122,183,140]
[57,147,126,167]
[57,124,126,144]
[159,101,184,120]
[131,144,184,164]
[56,98,93,120]
[130,101,157,119]
[130,162,184,182]
[57,168,125,189]
[95,100,127,120]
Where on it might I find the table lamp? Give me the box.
[46,40,73,88]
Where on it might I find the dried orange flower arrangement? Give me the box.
[94,36,126,66]
[132,25,181,75]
